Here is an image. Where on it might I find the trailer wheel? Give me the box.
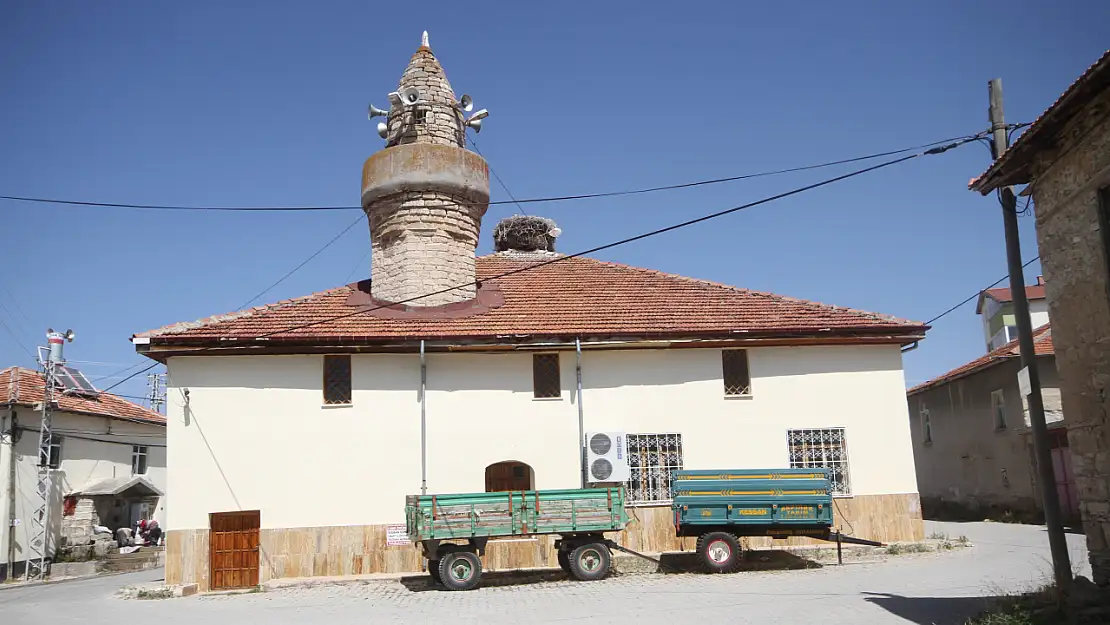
[696,532,741,573]
[568,542,611,581]
[438,551,482,591]
[428,560,441,584]
[557,549,571,573]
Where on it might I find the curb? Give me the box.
[0,568,162,593]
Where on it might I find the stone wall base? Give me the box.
[167,492,922,592]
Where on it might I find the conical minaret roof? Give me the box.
[386,32,465,147]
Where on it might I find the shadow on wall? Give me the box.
[863,593,1001,625]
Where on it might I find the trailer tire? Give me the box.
[438,551,482,591]
[697,532,740,573]
[568,542,611,581]
[557,549,571,573]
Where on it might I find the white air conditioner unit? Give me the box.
[584,432,630,483]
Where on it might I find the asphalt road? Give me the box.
[0,521,1091,625]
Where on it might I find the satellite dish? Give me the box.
[368,103,389,119]
[400,86,422,105]
[377,122,388,139]
[457,94,473,112]
[548,227,562,238]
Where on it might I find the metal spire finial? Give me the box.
[421,31,429,48]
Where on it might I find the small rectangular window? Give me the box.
[46,434,62,469]
[323,355,352,405]
[920,402,932,444]
[722,349,752,396]
[788,428,851,495]
[991,389,1007,430]
[532,353,561,399]
[132,445,149,475]
[1099,187,1110,293]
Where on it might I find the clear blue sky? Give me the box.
[1,1,1107,403]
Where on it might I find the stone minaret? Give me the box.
[361,33,490,306]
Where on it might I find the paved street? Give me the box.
[0,521,1091,625]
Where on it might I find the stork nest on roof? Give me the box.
[492,215,559,252]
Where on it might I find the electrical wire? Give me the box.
[466,135,527,215]
[0,130,992,213]
[236,213,366,311]
[0,314,35,360]
[223,134,985,341]
[923,256,1041,326]
[99,363,160,394]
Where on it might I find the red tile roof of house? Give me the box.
[136,254,927,349]
[970,49,1110,193]
[975,282,1047,314]
[1,366,166,426]
[906,323,1053,396]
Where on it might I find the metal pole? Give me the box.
[420,340,427,496]
[576,337,585,489]
[988,78,1071,592]
[5,409,16,579]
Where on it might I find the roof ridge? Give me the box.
[137,284,354,337]
[543,256,923,327]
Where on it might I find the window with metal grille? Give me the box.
[132,445,149,475]
[532,353,560,399]
[787,428,851,496]
[47,434,62,469]
[722,349,752,396]
[920,404,932,444]
[626,433,683,503]
[323,355,352,405]
[1100,187,1110,295]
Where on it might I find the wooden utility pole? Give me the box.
[987,78,1072,593]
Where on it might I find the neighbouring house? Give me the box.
[135,34,928,592]
[907,324,1076,524]
[977,277,1049,351]
[0,366,166,580]
[970,48,1110,585]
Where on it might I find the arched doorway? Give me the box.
[484,461,535,492]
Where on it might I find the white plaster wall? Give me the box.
[1029,299,1050,330]
[2,410,166,565]
[165,345,918,531]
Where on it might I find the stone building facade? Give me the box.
[971,49,1110,585]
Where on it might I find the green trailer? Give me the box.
[405,487,629,590]
[672,468,882,572]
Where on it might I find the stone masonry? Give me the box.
[1031,85,1110,585]
[362,35,490,306]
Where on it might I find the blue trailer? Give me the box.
[671,468,882,572]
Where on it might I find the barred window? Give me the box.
[626,433,683,503]
[787,428,851,495]
[323,355,352,405]
[921,406,932,444]
[991,389,1007,430]
[722,349,751,396]
[532,353,560,399]
[47,434,62,469]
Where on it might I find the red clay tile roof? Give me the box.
[1,366,166,426]
[136,254,926,347]
[975,283,1047,314]
[971,49,1110,193]
[906,324,1053,396]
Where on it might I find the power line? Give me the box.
[225,134,983,342]
[0,314,35,360]
[0,130,994,214]
[100,362,160,394]
[345,248,371,284]
[236,213,365,311]
[466,135,527,215]
[924,256,1040,326]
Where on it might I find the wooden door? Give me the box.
[1048,430,1080,521]
[485,461,533,492]
[209,511,260,590]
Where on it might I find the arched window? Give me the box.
[484,461,534,492]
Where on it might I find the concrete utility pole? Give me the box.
[987,78,1072,593]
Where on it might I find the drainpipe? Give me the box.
[420,340,427,496]
[576,337,585,489]
[5,409,16,578]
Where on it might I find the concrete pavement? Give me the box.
[0,521,1092,625]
